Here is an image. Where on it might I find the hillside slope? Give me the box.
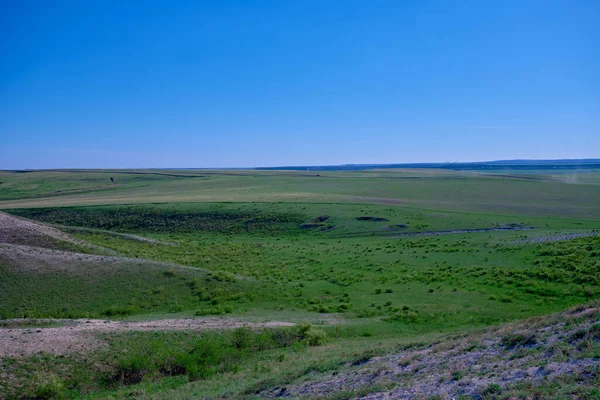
[0,212,252,319]
[260,303,600,400]
[0,211,79,248]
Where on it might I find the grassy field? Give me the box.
[1,168,599,399]
[2,169,600,219]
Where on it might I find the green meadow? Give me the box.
[1,168,599,398]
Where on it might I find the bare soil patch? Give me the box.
[0,211,76,247]
[0,211,115,254]
[516,231,600,244]
[264,305,600,399]
[58,225,176,245]
[0,318,294,357]
[388,225,533,238]
[0,243,199,275]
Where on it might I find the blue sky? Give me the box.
[1,0,598,168]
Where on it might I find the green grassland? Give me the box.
[2,168,600,219]
[1,168,600,398]
[5,202,600,325]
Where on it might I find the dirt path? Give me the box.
[57,225,177,245]
[516,231,600,244]
[337,225,534,239]
[388,225,534,238]
[0,243,205,275]
[0,318,295,357]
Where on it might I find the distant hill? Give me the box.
[256,159,600,171]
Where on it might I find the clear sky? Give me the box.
[1,0,598,169]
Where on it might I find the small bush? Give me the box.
[30,372,65,399]
[114,353,147,385]
[451,370,466,381]
[103,305,136,316]
[570,329,588,342]
[231,327,253,350]
[296,322,327,346]
[304,327,326,346]
[501,332,537,349]
[588,323,600,339]
[318,305,331,313]
[482,383,501,395]
[195,305,233,316]
[355,307,376,318]
[386,309,419,323]
[209,271,237,282]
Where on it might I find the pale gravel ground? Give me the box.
[57,224,177,245]
[515,231,600,244]
[0,211,76,246]
[263,306,600,399]
[0,243,205,275]
[0,210,116,254]
[0,318,295,357]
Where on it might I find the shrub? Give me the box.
[296,323,327,346]
[195,305,233,316]
[103,305,136,316]
[209,271,237,282]
[231,327,253,350]
[114,353,147,384]
[30,372,66,399]
[482,383,501,395]
[501,332,537,349]
[355,307,376,318]
[386,309,419,323]
[451,370,466,381]
[304,327,326,346]
[589,323,600,339]
[570,329,588,342]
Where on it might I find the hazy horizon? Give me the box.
[2,158,600,172]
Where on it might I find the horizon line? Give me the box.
[2,158,600,172]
